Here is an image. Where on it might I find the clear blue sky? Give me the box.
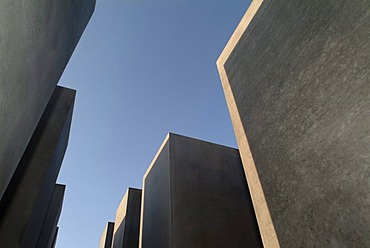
[57,0,251,247]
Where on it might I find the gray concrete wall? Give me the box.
[0,0,96,202]
[123,188,142,248]
[112,188,142,248]
[140,133,262,248]
[220,0,370,247]
[36,184,66,248]
[100,222,115,248]
[0,86,75,247]
[51,227,59,248]
[140,140,171,248]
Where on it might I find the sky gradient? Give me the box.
[57,0,251,247]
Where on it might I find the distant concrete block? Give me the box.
[100,222,115,248]
[0,0,96,202]
[36,184,66,248]
[112,188,142,248]
[139,133,262,248]
[217,0,370,247]
[0,86,75,247]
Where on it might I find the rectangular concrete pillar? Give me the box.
[0,0,96,203]
[0,86,75,247]
[36,184,66,248]
[139,133,262,248]
[217,1,370,247]
[100,222,115,248]
[112,188,142,248]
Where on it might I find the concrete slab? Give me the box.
[0,0,96,202]
[100,222,115,248]
[36,184,66,248]
[112,188,142,248]
[0,86,75,247]
[139,133,262,248]
[217,1,370,247]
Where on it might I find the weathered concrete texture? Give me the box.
[0,86,75,247]
[220,0,370,247]
[0,0,96,202]
[140,133,262,248]
[112,188,142,248]
[100,222,115,248]
[36,184,66,248]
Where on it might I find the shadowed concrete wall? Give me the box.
[140,140,171,248]
[0,0,96,202]
[36,184,66,248]
[51,227,59,248]
[140,133,262,248]
[100,222,115,248]
[0,86,75,247]
[112,188,142,248]
[217,0,370,247]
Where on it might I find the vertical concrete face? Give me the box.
[140,139,171,248]
[36,184,66,248]
[51,227,59,248]
[112,188,142,248]
[0,0,96,202]
[0,86,75,247]
[100,222,115,248]
[217,0,370,247]
[140,133,262,248]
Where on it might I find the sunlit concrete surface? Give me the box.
[140,133,262,248]
[217,0,370,247]
[112,188,142,248]
[100,222,115,248]
[0,0,96,202]
[0,86,75,247]
[36,184,65,248]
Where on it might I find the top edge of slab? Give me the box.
[143,132,238,180]
[216,0,264,70]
